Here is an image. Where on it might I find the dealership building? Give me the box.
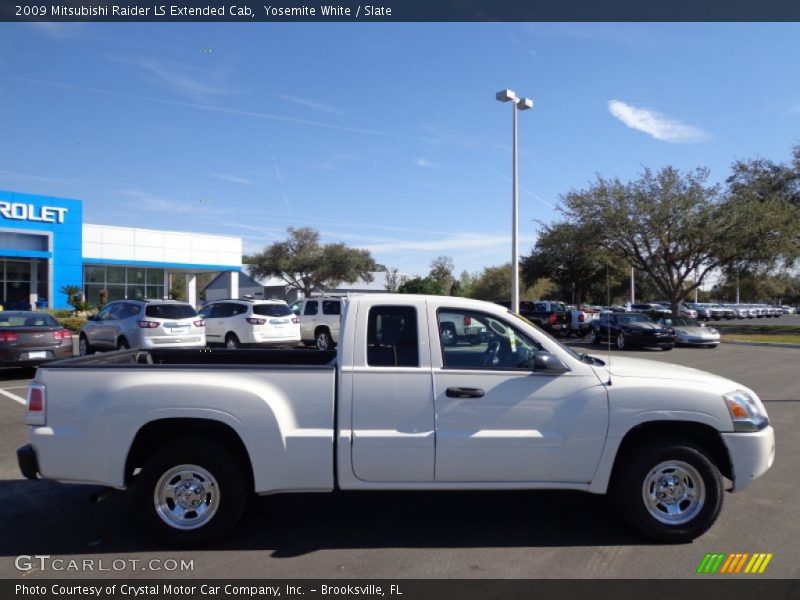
[0,190,243,310]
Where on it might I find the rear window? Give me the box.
[253,304,292,317]
[0,313,58,327]
[145,304,198,319]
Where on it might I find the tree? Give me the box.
[429,256,455,295]
[384,267,405,293]
[248,227,379,297]
[397,276,444,295]
[561,166,800,315]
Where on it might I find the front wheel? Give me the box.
[616,333,626,350]
[224,333,240,349]
[586,330,597,345]
[135,440,248,547]
[661,344,674,351]
[614,441,723,543]
[78,334,94,356]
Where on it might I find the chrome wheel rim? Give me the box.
[642,460,705,525]
[154,464,220,530]
[617,333,625,349]
[441,328,455,345]
[317,333,329,350]
[79,337,88,355]
[226,336,238,349]
[587,331,595,344]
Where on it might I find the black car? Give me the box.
[587,312,675,351]
[0,311,74,365]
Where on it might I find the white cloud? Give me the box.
[276,94,344,116]
[116,189,232,215]
[414,157,439,168]
[360,233,537,254]
[212,173,252,185]
[607,100,709,143]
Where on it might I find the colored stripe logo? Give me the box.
[697,553,773,574]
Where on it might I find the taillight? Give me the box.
[549,313,557,325]
[463,315,472,326]
[137,321,160,329]
[193,320,205,327]
[52,330,72,341]
[0,332,19,342]
[246,318,266,325]
[578,313,585,323]
[26,384,46,426]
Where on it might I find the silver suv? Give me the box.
[290,296,343,350]
[79,299,206,354]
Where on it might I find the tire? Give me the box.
[440,323,457,346]
[135,440,248,547]
[616,333,626,350]
[116,337,130,350]
[224,333,240,349]
[661,344,674,351]
[586,330,597,345]
[613,440,723,543]
[78,334,94,356]
[315,328,333,351]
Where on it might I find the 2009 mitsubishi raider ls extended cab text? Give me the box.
[17,295,775,546]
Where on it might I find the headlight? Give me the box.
[723,390,769,432]
[708,328,719,335]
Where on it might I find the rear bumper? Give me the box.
[722,426,775,492]
[17,444,39,480]
[0,345,73,365]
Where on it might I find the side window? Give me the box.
[108,303,130,320]
[120,303,141,319]
[230,303,247,316]
[438,309,543,370]
[212,303,234,318]
[322,300,341,316]
[366,305,419,367]
[304,300,318,316]
[290,301,303,316]
[198,305,213,319]
[96,304,115,321]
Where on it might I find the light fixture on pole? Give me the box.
[496,89,533,314]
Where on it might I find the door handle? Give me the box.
[446,387,485,399]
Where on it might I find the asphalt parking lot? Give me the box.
[0,343,797,579]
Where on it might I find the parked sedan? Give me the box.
[0,311,73,365]
[587,312,675,351]
[656,317,720,348]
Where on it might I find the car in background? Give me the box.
[724,304,749,319]
[656,317,720,348]
[79,299,205,354]
[781,305,796,315]
[199,299,300,348]
[587,311,675,351]
[291,296,344,350]
[0,311,73,365]
[630,303,672,319]
[438,312,489,345]
[495,300,570,335]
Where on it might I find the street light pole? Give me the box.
[496,89,533,314]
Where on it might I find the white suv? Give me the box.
[290,297,343,350]
[199,299,300,349]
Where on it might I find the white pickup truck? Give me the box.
[17,295,774,547]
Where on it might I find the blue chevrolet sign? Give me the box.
[0,190,83,309]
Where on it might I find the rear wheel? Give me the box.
[440,323,457,346]
[614,440,723,543]
[586,330,598,345]
[616,333,626,350]
[135,440,247,547]
[315,328,333,351]
[78,334,94,356]
[224,333,240,349]
[116,337,130,350]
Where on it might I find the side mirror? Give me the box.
[532,351,569,374]
[87,315,97,322]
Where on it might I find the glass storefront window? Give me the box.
[85,284,105,307]
[107,267,125,284]
[128,285,145,300]
[6,261,30,282]
[128,269,145,285]
[146,285,165,299]
[105,285,125,301]
[84,266,105,284]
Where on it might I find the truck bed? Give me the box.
[42,348,338,368]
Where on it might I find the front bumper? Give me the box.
[17,444,39,480]
[722,426,775,492]
[624,334,674,347]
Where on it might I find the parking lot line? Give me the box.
[0,388,26,405]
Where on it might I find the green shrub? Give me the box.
[46,309,74,319]
[57,316,86,333]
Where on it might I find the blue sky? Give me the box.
[1,22,799,277]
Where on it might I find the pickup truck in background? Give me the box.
[495,300,570,334]
[17,294,775,547]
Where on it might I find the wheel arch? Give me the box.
[608,420,733,489]
[125,417,255,492]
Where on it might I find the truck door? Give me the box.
[431,307,608,483]
[349,302,435,482]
